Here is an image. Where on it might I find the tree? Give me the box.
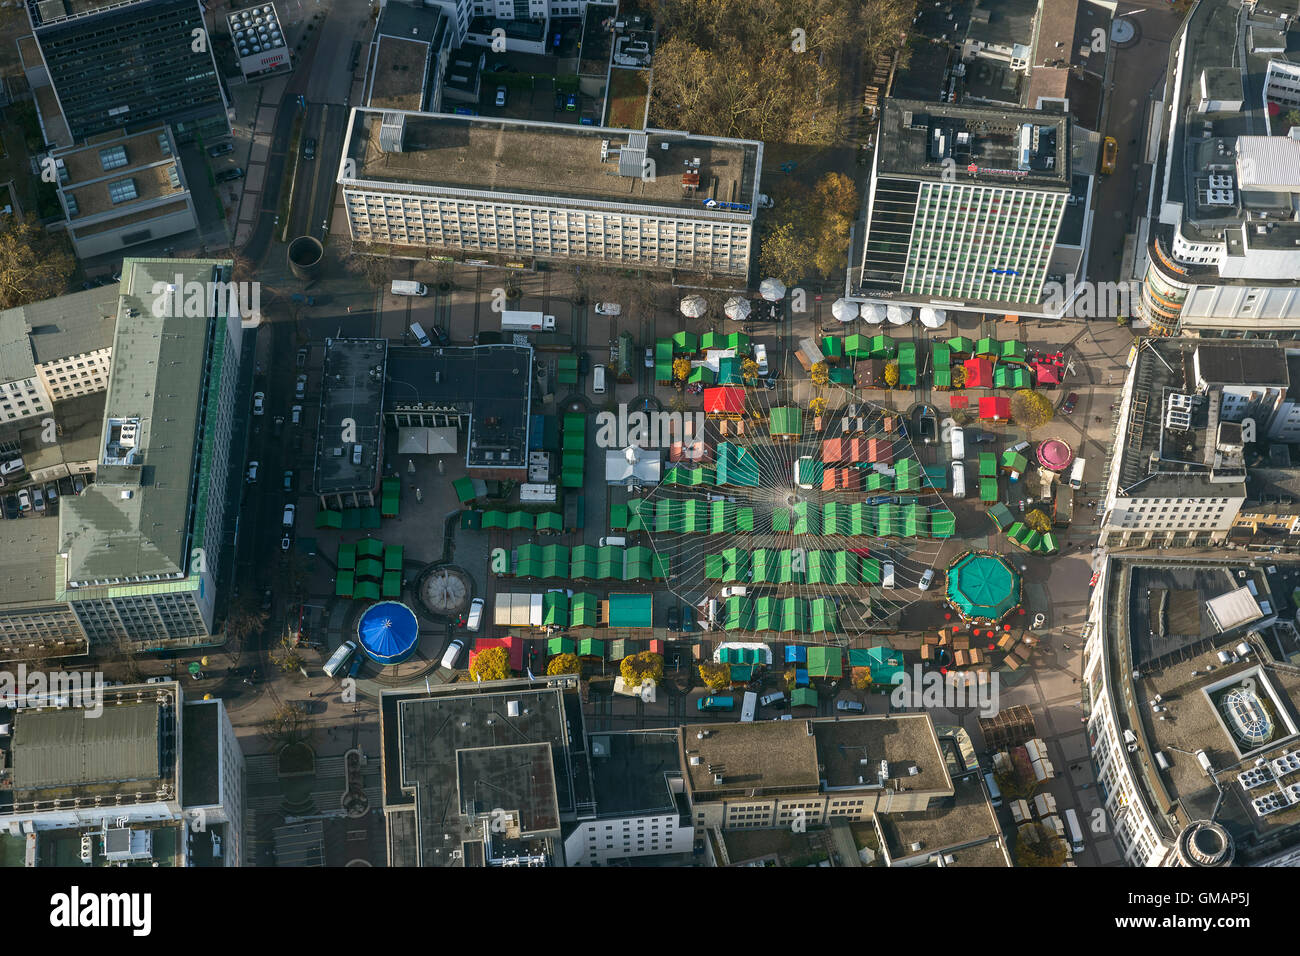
[672,357,692,381]
[698,661,731,690]
[1025,509,1052,534]
[758,218,817,285]
[223,596,268,665]
[884,361,900,387]
[951,364,967,388]
[810,172,859,276]
[995,750,1040,800]
[621,651,664,687]
[809,361,829,387]
[270,635,304,674]
[1015,822,1068,867]
[1285,109,1300,132]
[1010,389,1054,430]
[851,666,873,690]
[741,357,759,384]
[548,653,581,676]
[783,668,797,691]
[469,645,510,682]
[809,396,828,417]
[758,173,862,282]
[260,701,313,748]
[0,215,74,309]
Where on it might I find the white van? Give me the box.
[282,504,295,527]
[1070,457,1087,489]
[441,638,466,669]
[882,562,896,589]
[466,598,484,632]
[740,691,757,723]
[984,771,1003,807]
[599,535,626,547]
[323,640,357,679]
[391,280,428,296]
[951,461,966,498]
[949,424,965,460]
[410,322,432,347]
[592,365,606,394]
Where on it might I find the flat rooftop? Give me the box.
[878,775,1009,866]
[876,98,1071,189]
[342,108,762,216]
[679,720,821,799]
[388,686,581,867]
[28,0,146,28]
[0,518,62,607]
[1127,564,1273,669]
[313,338,386,496]
[180,699,220,807]
[965,0,1036,50]
[385,345,532,471]
[18,285,119,364]
[367,36,432,111]
[812,714,950,794]
[588,730,680,817]
[9,697,161,791]
[59,257,232,586]
[56,128,185,221]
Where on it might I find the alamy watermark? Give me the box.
[149,275,262,326]
[890,665,1000,718]
[595,404,705,456]
[1041,278,1141,320]
[0,665,104,718]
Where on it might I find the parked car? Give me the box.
[565,93,577,111]
[215,167,245,183]
[72,477,86,495]
[432,325,450,346]
[466,598,484,631]
[32,487,44,512]
[282,470,294,492]
[291,405,302,426]
[666,605,680,631]
[246,461,259,483]
[303,138,316,160]
[207,142,234,157]
[681,605,695,631]
[918,568,935,591]
[146,676,170,684]
[495,86,507,107]
[554,92,566,111]
[252,391,265,415]
[280,535,292,551]
[969,429,997,444]
[295,375,307,400]
[0,457,24,476]
[595,302,621,315]
[17,489,31,512]
[644,346,654,368]
[296,347,308,369]
[836,700,865,713]
[916,405,937,444]
[2,495,18,519]
[1062,392,1079,414]
[261,588,273,611]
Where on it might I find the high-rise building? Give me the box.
[27,0,229,144]
[1137,0,1300,336]
[854,99,1072,313]
[339,109,762,278]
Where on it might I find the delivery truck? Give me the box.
[391,280,428,296]
[501,311,556,332]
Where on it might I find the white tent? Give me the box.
[723,296,751,321]
[919,307,948,329]
[861,302,887,325]
[680,294,707,319]
[831,298,859,322]
[759,277,787,302]
[886,304,912,326]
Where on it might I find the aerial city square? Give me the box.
[0,0,1294,916]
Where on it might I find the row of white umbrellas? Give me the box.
[679,285,946,329]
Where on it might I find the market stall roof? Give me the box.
[946,552,1021,622]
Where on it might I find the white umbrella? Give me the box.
[680,294,707,319]
[831,298,859,323]
[759,277,787,302]
[919,307,947,329]
[861,302,886,325]
[886,304,912,326]
[723,296,751,321]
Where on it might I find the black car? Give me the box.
[915,406,937,444]
[681,605,695,632]
[215,167,245,183]
[303,138,316,160]
[261,588,273,610]
[207,141,234,157]
[2,495,18,520]
[969,429,997,444]
[431,324,450,346]
[666,605,680,631]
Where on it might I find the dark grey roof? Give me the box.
[0,309,36,384]
[1195,342,1289,387]
[588,730,680,817]
[966,0,1037,49]
[25,287,119,363]
[0,518,62,606]
[11,702,160,790]
[313,338,386,496]
[181,699,219,807]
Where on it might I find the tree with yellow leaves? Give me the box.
[673,357,692,381]
[469,645,510,682]
[810,362,829,387]
[547,653,581,676]
[885,361,900,387]
[699,661,731,691]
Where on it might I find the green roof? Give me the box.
[770,406,802,436]
[987,502,1015,530]
[980,477,999,502]
[453,476,476,502]
[805,646,842,678]
[607,592,653,628]
[791,688,818,708]
[946,552,1021,621]
[59,258,234,588]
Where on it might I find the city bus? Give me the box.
[1064,808,1086,853]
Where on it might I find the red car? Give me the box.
[1062,392,1079,414]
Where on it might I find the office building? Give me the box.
[338,108,762,277]
[564,730,695,866]
[51,126,197,259]
[1138,0,1300,335]
[363,2,451,114]
[854,99,1072,312]
[26,0,229,144]
[0,257,244,659]
[380,678,595,867]
[0,679,243,866]
[1083,554,1300,866]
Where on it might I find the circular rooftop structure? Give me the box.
[357,601,419,665]
[945,551,1022,623]
[1176,821,1234,867]
[1036,438,1074,473]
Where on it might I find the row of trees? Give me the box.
[758,172,860,283]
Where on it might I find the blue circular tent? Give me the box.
[357,601,419,665]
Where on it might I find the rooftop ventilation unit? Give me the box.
[618,132,648,177]
[379,112,407,153]
[1165,393,1195,431]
